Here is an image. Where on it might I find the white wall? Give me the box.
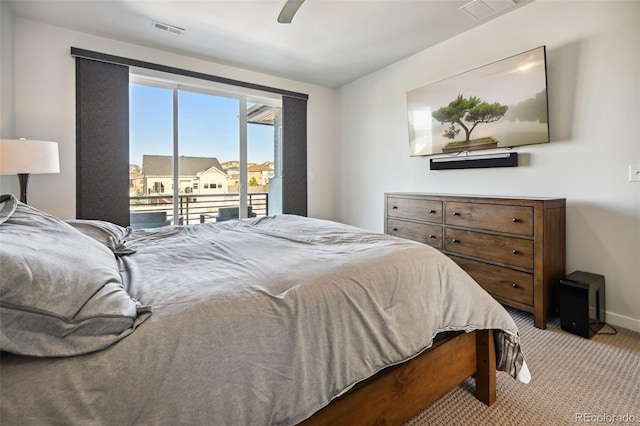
[0,2,15,139]
[1,17,337,221]
[336,1,640,331]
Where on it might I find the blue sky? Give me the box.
[129,84,275,167]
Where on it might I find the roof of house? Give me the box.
[143,155,224,176]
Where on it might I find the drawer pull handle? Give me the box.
[392,206,398,209]
[452,239,460,244]
[512,217,519,223]
[429,235,436,239]
[512,249,520,255]
[452,212,460,216]
[512,283,519,289]
[392,228,398,232]
[429,210,436,214]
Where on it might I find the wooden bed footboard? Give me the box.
[300,329,496,425]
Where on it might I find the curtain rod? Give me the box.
[70,47,309,101]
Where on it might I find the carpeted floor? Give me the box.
[406,308,640,425]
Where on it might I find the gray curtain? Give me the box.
[282,96,308,217]
[75,58,130,226]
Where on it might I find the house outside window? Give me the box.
[130,75,282,225]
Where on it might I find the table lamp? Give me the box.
[0,138,60,204]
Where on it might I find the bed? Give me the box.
[0,194,530,425]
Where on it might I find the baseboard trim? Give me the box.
[605,310,640,333]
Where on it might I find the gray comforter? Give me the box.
[1,215,529,425]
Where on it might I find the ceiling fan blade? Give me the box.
[278,0,306,23]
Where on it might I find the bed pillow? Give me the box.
[0,195,151,357]
[66,219,136,255]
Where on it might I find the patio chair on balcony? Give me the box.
[216,206,256,222]
[130,211,171,230]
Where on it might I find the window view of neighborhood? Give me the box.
[129,80,282,229]
[130,156,275,197]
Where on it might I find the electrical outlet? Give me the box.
[630,165,640,182]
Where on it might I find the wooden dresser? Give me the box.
[384,193,566,329]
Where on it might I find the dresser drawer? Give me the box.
[387,219,442,250]
[445,202,533,236]
[444,229,534,269]
[387,198,443,224]
[450,256,534,306]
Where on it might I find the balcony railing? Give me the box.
[129,193,268,225]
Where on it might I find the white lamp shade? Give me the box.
[0,139,60,175]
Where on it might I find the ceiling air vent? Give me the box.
[460,0,516,21]
[152,21,185,35]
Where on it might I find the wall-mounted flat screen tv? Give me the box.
[407,46,549,157]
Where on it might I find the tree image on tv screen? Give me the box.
[432,95,508,152]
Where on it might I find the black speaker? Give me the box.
[560,271,605,338]
[430,152,518,170]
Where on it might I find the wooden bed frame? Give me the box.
[301,329,496,425]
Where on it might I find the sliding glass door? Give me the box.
[129,74,282,228]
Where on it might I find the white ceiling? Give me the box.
[7,0,532,88]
